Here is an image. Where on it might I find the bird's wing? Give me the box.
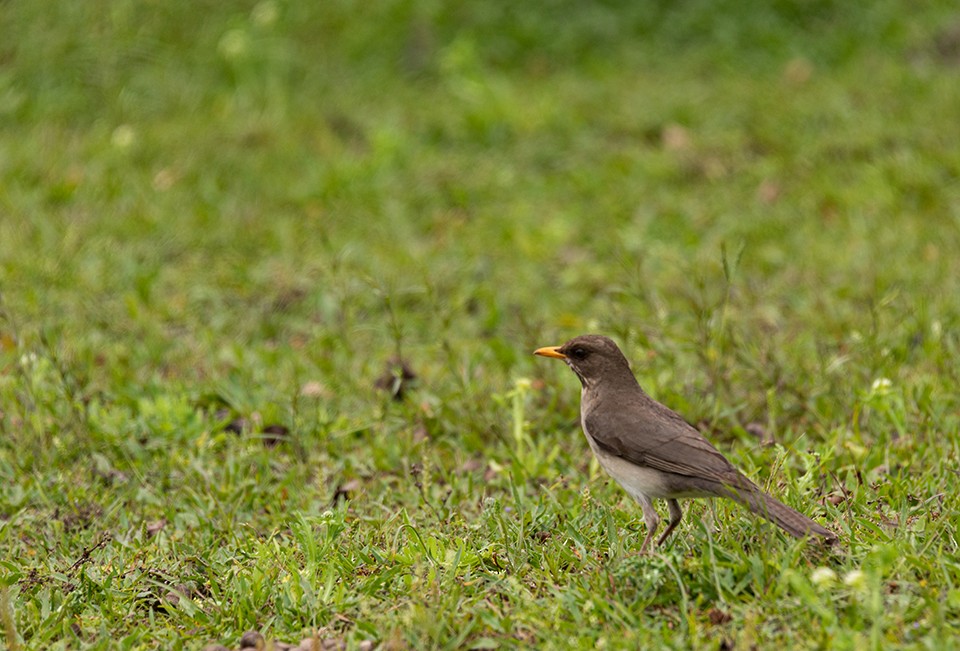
[583,394,752,489]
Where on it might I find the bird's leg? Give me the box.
[656,499,683,548]
[636,494,660,554]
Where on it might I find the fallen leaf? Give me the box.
[332,479,362,505]
[300,381,328,398]
[146,519,167,537]
[458,458,484,473]
[744,422,773,444]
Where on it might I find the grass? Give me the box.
[2,0,960,648]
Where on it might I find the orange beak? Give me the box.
[534,346,566,359]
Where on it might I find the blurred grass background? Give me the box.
[2,1,960,648]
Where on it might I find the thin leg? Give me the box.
[656,499,683,548]
[635,493,660,554]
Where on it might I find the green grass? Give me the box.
[2,0,960,648]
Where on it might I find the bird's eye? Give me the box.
[571,347,587,359]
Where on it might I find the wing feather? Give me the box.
[583,391,752,490]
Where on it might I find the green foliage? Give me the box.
[2,0,960,648]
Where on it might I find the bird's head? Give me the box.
[534,334,633,389]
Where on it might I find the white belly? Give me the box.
[588,439,673,499]
[581,395,709,501]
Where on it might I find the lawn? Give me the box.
[2,1,960,649]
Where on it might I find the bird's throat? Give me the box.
[568,363,591,389]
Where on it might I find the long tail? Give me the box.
[725,484,838,544]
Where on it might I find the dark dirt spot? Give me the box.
[240,630,265,649]
[271,287,307,313]
[374,357,417,400]
[934,22,960,65]
[707,608,732,625]
[224,416,250,435]
[262,424,290,447]
[332,478,362,506]
[58,503,103,533]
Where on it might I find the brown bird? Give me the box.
[535,334,838,552]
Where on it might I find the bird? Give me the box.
[534,334,838,552]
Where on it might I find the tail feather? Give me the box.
[724,485,838,544]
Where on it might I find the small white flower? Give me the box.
[811,567,837,587]
[871,377,892,392]
[111,124,136,149]
[868,377,893,400]
[218,28,249,60]
[251,1,278,27]
[843,569,866,589]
